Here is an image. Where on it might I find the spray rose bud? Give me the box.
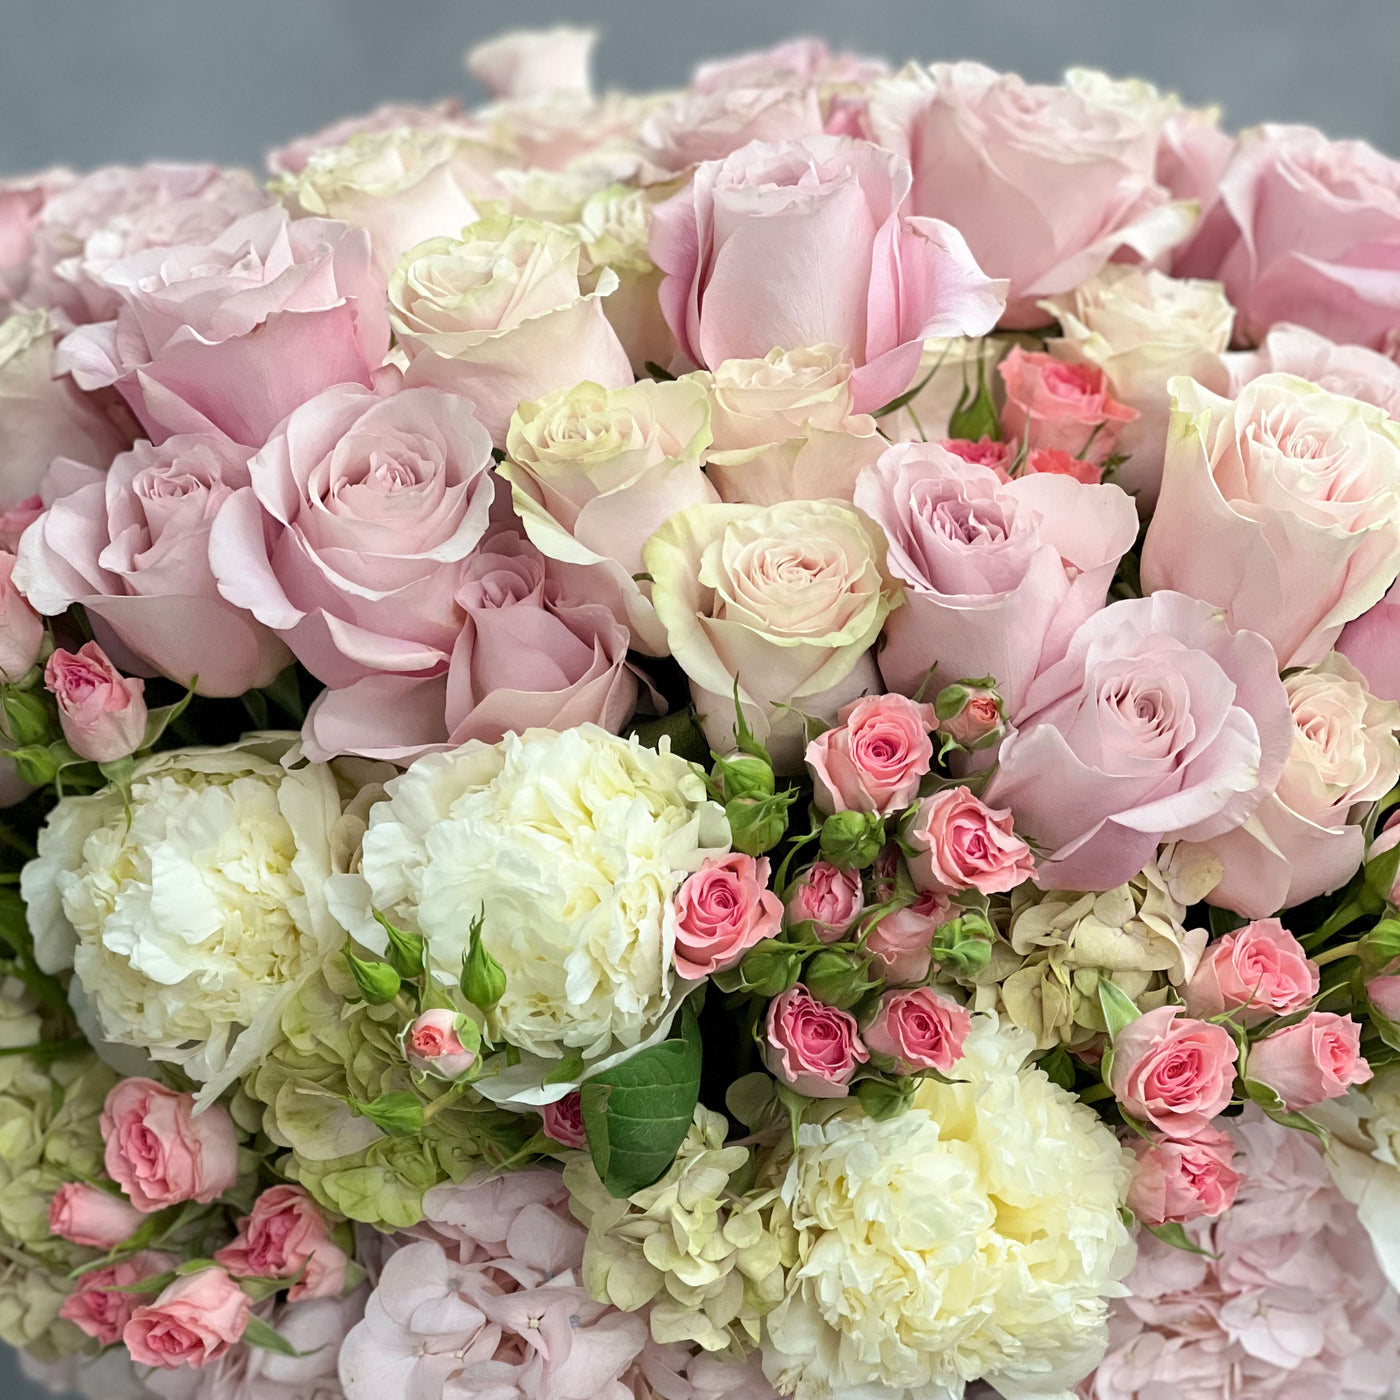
[1360,919,1400,978]
[804,947,880,1010]
[461,912,506,1012]
[819,810,886,870]
[374,910,427,979]
[934,680,1005,750]
[725,790,794,856]
[343,946,401,1005]
[1126,1127,1241,1226]
[1368,974,1400,1022]
[763,984,868,1098]
[863,987,972,1074]
[930,911,994,975]
[786,861,864,942]
[541,1091,586,1149]
[1,688,50,748]
[43,642,147,762]
[1247,1012,1372,1111]
[712,751,776,801]
[735,938,806,997]
[402,1008,480,1080]
[49,1182,146,1251]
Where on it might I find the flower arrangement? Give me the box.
[2,21,1400,1400]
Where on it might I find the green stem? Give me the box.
[1301,899,1372,951]
[1313,940,1361,969]
[421,1081,467,1124]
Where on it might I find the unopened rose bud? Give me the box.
[402,1008,480,1080]
[736,938,806,997]
[931,912,994,975]
[819,810,885,870]
[374,910,426,980]
[856,1075,914,1121]
[1368,974,1400,1022]
[343,947,401,1005]
[44,643,147,762]
[934,680,1004,750]
[712,751,775,802]
[461,912,506,1012]
[49,1182,146,1251]
[804,947,880,1010]
[725,791,794,857]
[1,689,50,748]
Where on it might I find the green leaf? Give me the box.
[544,1050,586,1086]
[946,349,1000,441]
[1098,977,1142,1040]
[237,1274,294,1303]
[626,709,709,766]
[642,361,677,382]
[581,1006,702,1198]
[242,1315,312,1358]
[1208,906,1247,939]
[259,665,307,726]
[141,681,198,751]
[1037,1045,1076,1092]
[1145,1221,1219,1258]
[349,1091,424,1138]
[1367,841,1400,906]
[174,1258,220,1276]
[106,1270,177,1296]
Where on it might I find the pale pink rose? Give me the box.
[1372,811,1400,907]
[124,1268,251,1370]
[762,984,867,1097]
[0,168,73,312]
[673,852,782,979]
[1109,1006,1238,1136]
[998,346,1138,466]
[1185,920,1319,1023]
[785,862,864,942]
[906,786,1034,895]
[399,1008,478,1082]
[854,442,1138,716]
[862,987,971,1074]
[937,687,1003,748]
[1158,103,1235,217]
[1247,1012,1372,1111]
[56,207,389,448]
[1126,1126,1241,1225]
[1024,447,1103,484]
[1338,578,1400,705]
[214,1185,349,1302]
[1141,374,1400,668]
[984,592,1293,892]
[208,384,494,689]
[59,1251,176,1347]
[101,1078,239,1214]
[300,532,637,762]
[866,890,953,985]
[466,27,597,100]
[1176,124,1400,350]
[694,38,886,94]
[640,85,824,172]
[0,495,42,552]
[805,693,937,816]
[540,1091,586,1149]
[650,134,1005,414]
[870,62,1194,327]
[267,99,466,177]
[0,551,43,678]
[44,642,146,762]
[1226,321,1400,423]
[48,1182,146,1250]
[940,436,1014,480]
[1368,975,1400,1022]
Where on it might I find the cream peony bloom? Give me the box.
[22,738,346,1104]
[761,1016,1134,1400]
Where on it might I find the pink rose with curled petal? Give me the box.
[906,786,1034,896]
[48,1182,146,1251]
[400,1008,478,1081]
[863,987,971,1074]
[1338,578,1400,706]
[0,551,42,679]
[998,347,1138,466]
[44,642,147,762]
[101,1078,239,1214]
[1126,1127,1241,1226]
[541,1091,586,1149]
[763,984,867,1097]
[786,862,864,943]
[650,134,1005,414]
[673,852,782,979]
[1109,1006,1238,1137]
[805,694,937,817]
[1185,920,1319,1024]
[466,26,597,100]
[124,1268,251,1370]
[58,1250,176,1347]
[866,890,953,985]
[1247,1012,1372,1111]
[1024,447,1103,484]
[940,437,1014,481]
[214,1185,348,1302]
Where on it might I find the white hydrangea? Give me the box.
[762,1016,1135,1400]
[22,738,345,1104]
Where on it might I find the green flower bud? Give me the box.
[857,1075,914,1121]
[342,946,401,1005]
[461,911,506,1012]
[8,743,63,787]
[931,912,994,976]
[725,790,795,857]
[804,948,880,1010]
[349,1090,424,1138]
[712,751,775,802]
[819,810,886,870]
[733,938,805,998]
[1360,918,1400,978]
[373,909,427,980]
[2,691,51,749]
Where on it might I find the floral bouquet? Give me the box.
[3,22,1400,1400]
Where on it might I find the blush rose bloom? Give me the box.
[762,984,868,1097]
[1185,919,1319,1023]
[400,1008,480,1081]
[862,987,971,1075]
[48,1182,146,1250]
[805,693,937,817]
[58,1251,177,1347]
[854,442,1138,717]
[673,852,782,979]
[869,63,1195,327]
[1142,374,1400,668]
[466,25,597,100]
[997,345,1138,467]
[15,434,291,695]
[786,862,864,943]
[101,1078,239,1214]
[1126,1127,1241,1225]
[906,786,1034,895]
[1246,1012,1372,1111]
[214,1185,349,1302]
[1109,1006,1238,1137]
[124,1268,251,1371]
[540,1090,586,1149]
[1339,578,1400,705]
[56,207,389,448]
[984,591,1294,892]
[639,83,825,172]
[866,890,953,985]
[0,551,43,679]
[649,134,1006,414]
[1226,321,1400,424]
[43,642,147,762]
[209,383,495,689]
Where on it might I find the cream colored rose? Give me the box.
[703,345,884,505]
[644,499,899,769]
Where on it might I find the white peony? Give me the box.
[327,725,729,1105]
[762,1016,1135,1400]
[22,738,345,1104]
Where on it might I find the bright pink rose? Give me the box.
[870,62,1192,327]
[862,987,971,1074]
[997,347,1137,466]
[650,134,1005,414]
[44,642,147,762]
[762,984,867,1097]
[785,862,864,942]
[906,786,1034,895]
[805,693,937,817]
[1369,974,1400,1022]
[540,1091,586,1150]
[1126,1127,1241,1226]
[15,435,290,696]
[101,1078,239,1214]
[58,1251,176,1346]
[673,852,782,979]
[215,1185,349,1302]
[855,443,1138,716]
[866,890,953,985]
[1109,1006,1239,1137]
[1338,578,1400,705]
[1247,1012,1372,1111]
[56,207,389,447]
[48,1182,145,1250]
[1185,920,1319,1023]
[0,551,43,678]
[401,1008,479,1081]
[1024,447,1103,484]
[124,1268,251,1370]
[985,592,1293,892]
[939,437,1014,480]
[467,26,596,100]
[209,383,494,689]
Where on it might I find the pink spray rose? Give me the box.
[124,1268,251,1370]
[1185,919,1319,1023]
[48,1182,145,1251]
[1338,577,1400,705]
[0,550,43,678]
[44,642,147,762]
[1247,1012,1372,1111]
[763,984,868,1097]
[865,890,953,985]
[540,1091,586,1150]
[1109,1006,1239,1137]
[940,436,1015,479]
[673,852,783,979]
[997,346,1138,466]
[58,1251,177,1347]
[984,591,1293,892]
[936,686,1004,749]
[215,1185,349,1302]
[1126,1126,1241,1226]
[649,134,1005,413]
[101,1078,239,1213]
[805,693,937,817]
[785,862,864,942]
[401,1008,479,1081]
[862,987,971,1074]
[906,786,1034,895]
[1023,447,1103,484]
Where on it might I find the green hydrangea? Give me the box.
[0,1254,85,1361]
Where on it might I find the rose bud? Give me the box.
[0,551,43,680]
[123,1268,251,1370]
[725,790,795,857]
[1247,1012,1373,1111]
[906,786,1034,894]
[735,938,806,997]
[1367,813,1400,905]
[933,681,1005,750]
[214,1184,348,1301]
[804,947,880,1011]
[863,987,972,1075]
[930,911,995,976]
[402,1008,480,1080]
[48,1182,145,1251]
[867,890,954,984]
[1108,1006,1238,1137]
[1368,974,1400,1022]
[818,809,886,870]
[1185,918,1320,1024]
[541,1091,586,1149]
[59,1252,177,1346]
[805,694,937,816]
[1024,446,1103,484]
[1126,1127,1241,1226]
[940,437,1014,480]
[673,853,783,979]
[712,750,775,802]
[763,984,868,1098]
[43,642,147,762]
[786,861,864,942]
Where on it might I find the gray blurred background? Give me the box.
[1,0,1398,1394]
